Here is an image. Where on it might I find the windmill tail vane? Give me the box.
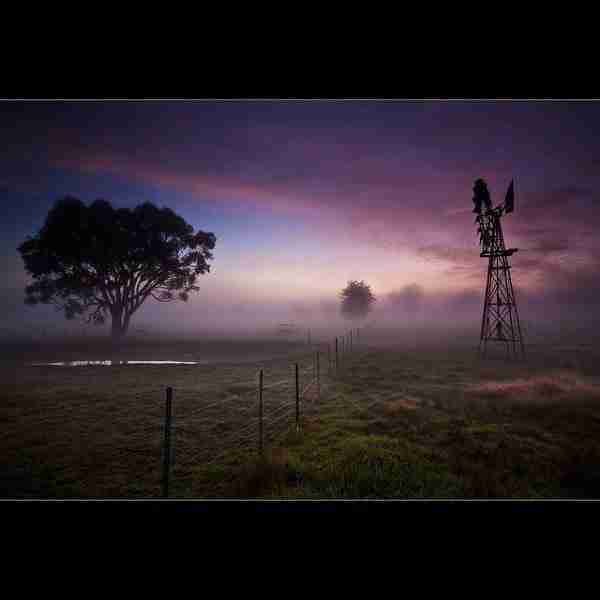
[472,178,525,358]
[504,179,514,213]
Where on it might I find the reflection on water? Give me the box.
[31,360,198,366]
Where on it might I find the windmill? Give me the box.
[473,178,525,358]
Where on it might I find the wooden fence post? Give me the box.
[162,387,173,498]
[335,337,339,372]
[295,363,300,431]
[316,351,320,401]
[328,343,331,375]
[350,329,353,351]
[258,369,264,457]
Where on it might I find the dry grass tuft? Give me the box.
[381,396,421,415]
[466,372,600,405]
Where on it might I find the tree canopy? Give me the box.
[339,280,376,320]
[18,197,216,340]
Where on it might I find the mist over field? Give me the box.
[0,277,594,352]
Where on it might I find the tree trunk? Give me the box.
[110,307,129,342]
[111,317,125,341]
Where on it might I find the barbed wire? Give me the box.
[201,423,259,460]
[264,428,292,446]
[163,333,361,420]
[263,403,294,423]
[156,327,370,475]
[86,330,372,498]
[192,381,318,464]
[265,395,298,410]
[217,416,259,440]
[263,411,295,436]
[191,386,259,413]
[301,378,316,397]
[262,378,294,392]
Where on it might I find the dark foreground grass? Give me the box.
[2,337,600,498]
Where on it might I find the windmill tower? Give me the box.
[473,179,525,358]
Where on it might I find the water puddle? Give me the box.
[31,360,199,367]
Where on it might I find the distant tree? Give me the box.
[339,280,376,320]
[18,197,216,341]
[388,283,424,314]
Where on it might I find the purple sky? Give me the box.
[1,100,600,338]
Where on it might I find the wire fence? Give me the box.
[156,323,376,497]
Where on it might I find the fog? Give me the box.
[1,276,598,354]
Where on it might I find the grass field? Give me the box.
[2,332,600,499]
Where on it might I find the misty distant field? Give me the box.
[2,331,600,499]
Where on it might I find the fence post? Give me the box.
[335,337,339,372]
[295,363,300,431]
[307,328,311,345]
[316,351,320,401]
[162,386,173,499]
[350,329,353,351]
[328,343,331,375]
[258,369,264,457]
